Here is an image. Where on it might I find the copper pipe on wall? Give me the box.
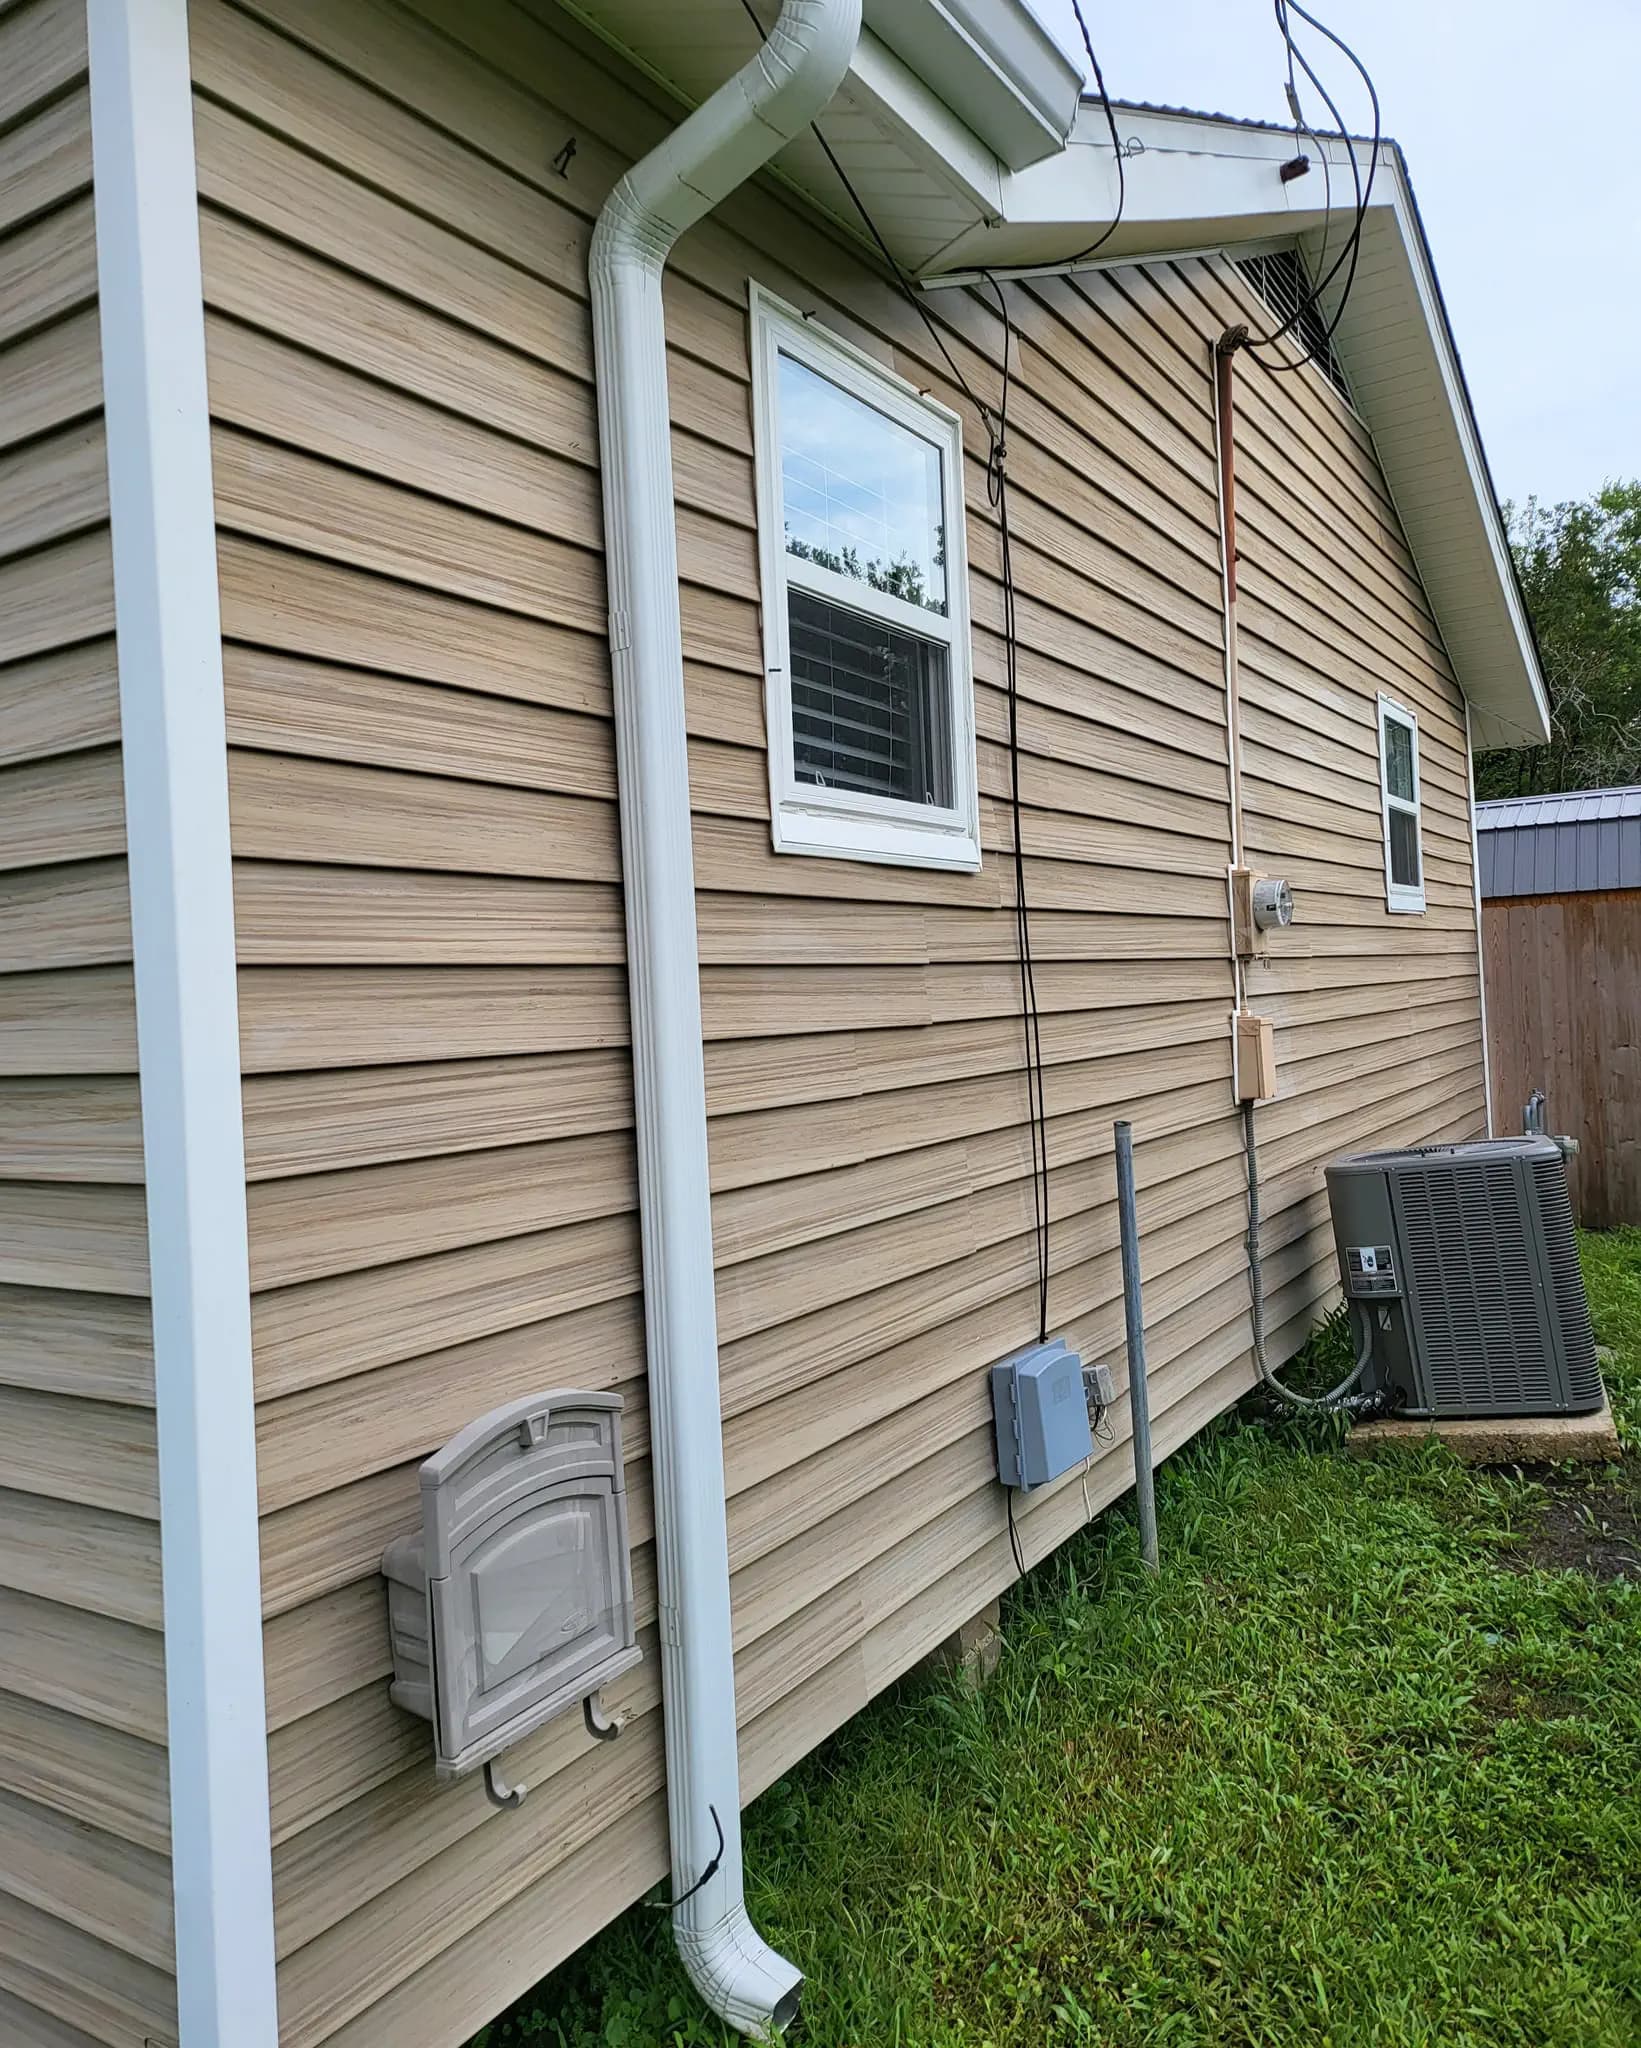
[1213,326,1250,870]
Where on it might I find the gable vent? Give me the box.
[1235,249,1353,405]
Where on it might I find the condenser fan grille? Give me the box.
[1396,1158,1547,1412]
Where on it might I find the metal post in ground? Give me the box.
[1113,1119,1159,1572]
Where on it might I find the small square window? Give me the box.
[750,287,979,869]
[1376,695,1425,913]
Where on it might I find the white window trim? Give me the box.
[749,284,981,870]
[1376,691,1426,915]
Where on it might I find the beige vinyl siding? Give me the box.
[188,0,1486,2041]
[0,3,177,2041]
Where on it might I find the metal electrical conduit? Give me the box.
[1113,1120,1159,1571]
[587,0,861,2035]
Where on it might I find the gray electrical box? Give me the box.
[991,1337,1091,1490]
[382,1390,641,1781]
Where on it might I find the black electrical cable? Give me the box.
[1272,6,1375,349]
[1280,0,1382,330]
[1243,0,1381,373]
[1241,18,1362,369]
[1006,1486,1027,1580]
[650,1802,725,1912]
[1282,12,1335,294]
[981,272,1052,1348]
[734,0,1054,1467]
[735,0,989,428]
[1063,0,1128,264]
[1246,27,1360,360]
[733,0,1052,1347]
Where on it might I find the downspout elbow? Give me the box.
[591,0,860,282]
[588,0,860,2038]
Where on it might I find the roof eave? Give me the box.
[920,106,1551,752]
[862,0,1082,171]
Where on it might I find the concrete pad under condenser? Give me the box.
[1348,1394,1622,1467]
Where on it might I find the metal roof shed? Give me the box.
[1477,786,1641,898]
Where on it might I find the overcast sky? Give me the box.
[1028,0,1641,512]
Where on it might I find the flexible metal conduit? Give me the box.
[588,2,860,2034]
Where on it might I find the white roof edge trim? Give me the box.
[863,0,1080,170]
[1346,150,1549,750]
[918,102,1549,754]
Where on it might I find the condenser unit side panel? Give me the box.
[1525,1154,1605,1414]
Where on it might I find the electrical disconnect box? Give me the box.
[382,1391,641,1792]
[991,1337,1092,1490]
[1234,1012,1277,1102]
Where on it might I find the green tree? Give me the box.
[1475,481,1641,798]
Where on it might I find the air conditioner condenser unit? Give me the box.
[1325,1137,1603,1421]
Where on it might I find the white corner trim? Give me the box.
[1464,700,1494,1136]
[87,3,279,2042]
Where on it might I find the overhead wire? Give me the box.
[734,0,986,425]
[1279,0,1381,345]
[981,268,1052,1349]
[1282,10,1335,296]
[732,0,1054,1358]
[1240,0,1381,372]
[1063,0,1128,264]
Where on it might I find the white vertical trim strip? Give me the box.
[87,3,279,2041]
[1465,700,1495,1137]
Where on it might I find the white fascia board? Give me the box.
[863,0,1079,170]
[1326,157,1549,750]
[87,3,279,2043]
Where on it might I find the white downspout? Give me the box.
[588,2,860,2035]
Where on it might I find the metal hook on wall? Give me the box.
[583,1689,623,1742]
[483,1756,529,1810]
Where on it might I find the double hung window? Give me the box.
[750,287,979,869]
[1377,694,1425,913]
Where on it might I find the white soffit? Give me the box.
[557,0,1073,267]
[920,102,1550,753]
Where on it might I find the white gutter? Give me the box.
[588,1,860,2035]
[87,0,279,2040]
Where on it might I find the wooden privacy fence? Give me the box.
[1480,788,1641,1226]
[1483,892,1641,1226]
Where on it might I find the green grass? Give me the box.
[472,1237,1641,2048]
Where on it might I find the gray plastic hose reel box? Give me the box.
[991,1337,1091,1490]
[382,1390,641,1781]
